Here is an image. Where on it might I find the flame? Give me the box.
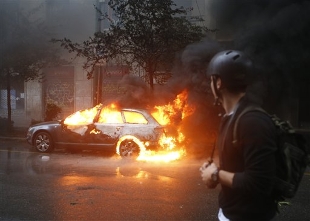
[137,149,186,162]
[98,104,123,123]
[62,90,195,163]
[137,133,187,162]
[158,129,185,150]
[90,129,101,134]
[137,90,195,162]
[64,104,101,125]
[115,135,187,162]
[136,129,187,162]
[64,103,121,125]
[151,90,195,126]
[116,135,147,156]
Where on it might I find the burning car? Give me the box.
[26,104,165,157]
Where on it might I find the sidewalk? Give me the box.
[0,127,27,140]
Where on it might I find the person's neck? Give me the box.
[222,93,245,115]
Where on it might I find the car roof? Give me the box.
[121,108,149,113]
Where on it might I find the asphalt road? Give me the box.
[0,138,309,221]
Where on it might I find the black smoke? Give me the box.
[210,0,310,116]
[120,0,310,114]
[117,0,310,157]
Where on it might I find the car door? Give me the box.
[60,106,101,145]
[92,109,124,145]
[121,110,158,141]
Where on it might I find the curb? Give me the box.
[0,136,26,141]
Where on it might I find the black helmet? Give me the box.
[207,50,253,89]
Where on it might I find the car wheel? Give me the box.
[119,139,140,157]
[34,132,53,153]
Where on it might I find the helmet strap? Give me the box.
[213,96,221,106]
[211,76,222,106]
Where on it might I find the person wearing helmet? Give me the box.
[200,50,278,220]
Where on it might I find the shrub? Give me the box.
[44,103,62,121]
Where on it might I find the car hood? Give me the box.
[31,120,62,127]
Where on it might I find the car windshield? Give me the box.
[64,107,99,125]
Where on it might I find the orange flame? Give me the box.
[137,90,195,162]
[90,129,101,134]
[137,149,186,162]
[116,135,147,156]
[64,103,121,125]
[62,90,195,162]
[98,103,123,123]
[151,90,195,125]
[64,104,101,125]
[136,129,187,162]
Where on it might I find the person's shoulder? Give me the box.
[239,109,275,130]
[242,108,269,118]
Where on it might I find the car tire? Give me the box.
[119,139,140,157]
[34,131,53,153]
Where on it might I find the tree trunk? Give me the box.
[6,72,12,132]
[149,70,154,90]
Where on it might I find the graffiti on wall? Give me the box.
[44,66,74,111]
[101,67,127,101]
[102,84,125,95]
[46,80,74,107]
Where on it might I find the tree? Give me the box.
[53,0,206,89]
[0,0,64,131]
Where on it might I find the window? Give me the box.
[123,111,148,124]
[98,110,123,123]
[0,84,25,110]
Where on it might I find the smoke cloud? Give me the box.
[120,0,310,112]
[210,0,310,114]
[118,0,310,156]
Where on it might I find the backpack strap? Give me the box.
[232,105,266,145]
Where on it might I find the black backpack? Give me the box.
[233,106,309,202]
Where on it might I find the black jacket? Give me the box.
[218,96,278,221]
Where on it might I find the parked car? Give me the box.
[26,106,165,157]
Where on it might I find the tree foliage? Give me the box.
[53,0,206,89]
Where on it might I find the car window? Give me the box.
[64,107,99,125]
[123,111,148,124]
[98,110,123,123]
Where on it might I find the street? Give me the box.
[0,139,309,221]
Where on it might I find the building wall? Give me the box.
[11,0,97,127]
[188,0,214,27]
[74,61,94,112]
[25,81,43,126]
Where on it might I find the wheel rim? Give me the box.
[119,140,139,157]
[35,134,50,152]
